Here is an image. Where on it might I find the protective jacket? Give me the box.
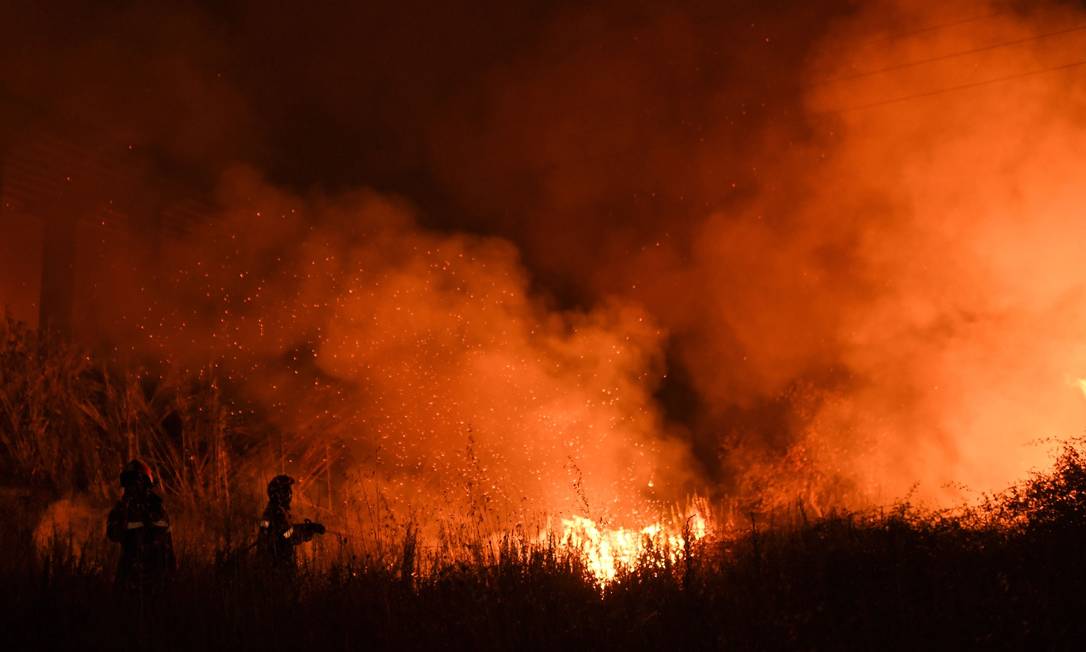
[106,490,176,591]
[257,503,320,571]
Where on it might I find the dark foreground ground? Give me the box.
[5,445,1086,651]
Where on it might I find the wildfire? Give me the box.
[543,513,707,584]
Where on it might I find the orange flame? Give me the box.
[543,513,707,584]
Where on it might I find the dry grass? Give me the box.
[8,464,1086,650]
[4,318,1086,649]
[0,316,241,502]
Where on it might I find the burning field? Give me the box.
[3,0,1086,647]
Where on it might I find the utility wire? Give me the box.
[821,9,1013,55]
[810,9,1013,75]
[872,9,1013,43]
[819,57,1086,115]
[811,22,1086,88]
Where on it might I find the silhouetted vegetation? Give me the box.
[0,317,245,501]
[5,458,1086,650]
[4,320,1086,649]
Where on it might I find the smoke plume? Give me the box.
[3,0,1086,519]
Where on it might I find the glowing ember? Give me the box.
[543,514,707,584]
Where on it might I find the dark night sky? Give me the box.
[2,0,853,302]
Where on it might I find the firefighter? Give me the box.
[106,459,176,593]
[257,475,325,573]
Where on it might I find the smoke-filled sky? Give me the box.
[3,0,1086,517]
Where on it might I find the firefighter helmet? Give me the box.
[267,474,295,501]
[120,459,155,488]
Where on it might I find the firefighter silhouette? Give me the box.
[257,475,325,572]
[106,459,176,592]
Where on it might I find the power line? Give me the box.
[830,9,1013,52]
[811,9,1013,71]
[875,9,1013,43]
[811,22,1086,88]
[820,57,1086,115]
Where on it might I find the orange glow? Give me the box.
[543,513,707,584]
[6,0,1086,532]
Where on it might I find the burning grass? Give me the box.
[8,458,1086,650]
[4,319,1086,648]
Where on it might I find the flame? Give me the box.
[543,513,707,584]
